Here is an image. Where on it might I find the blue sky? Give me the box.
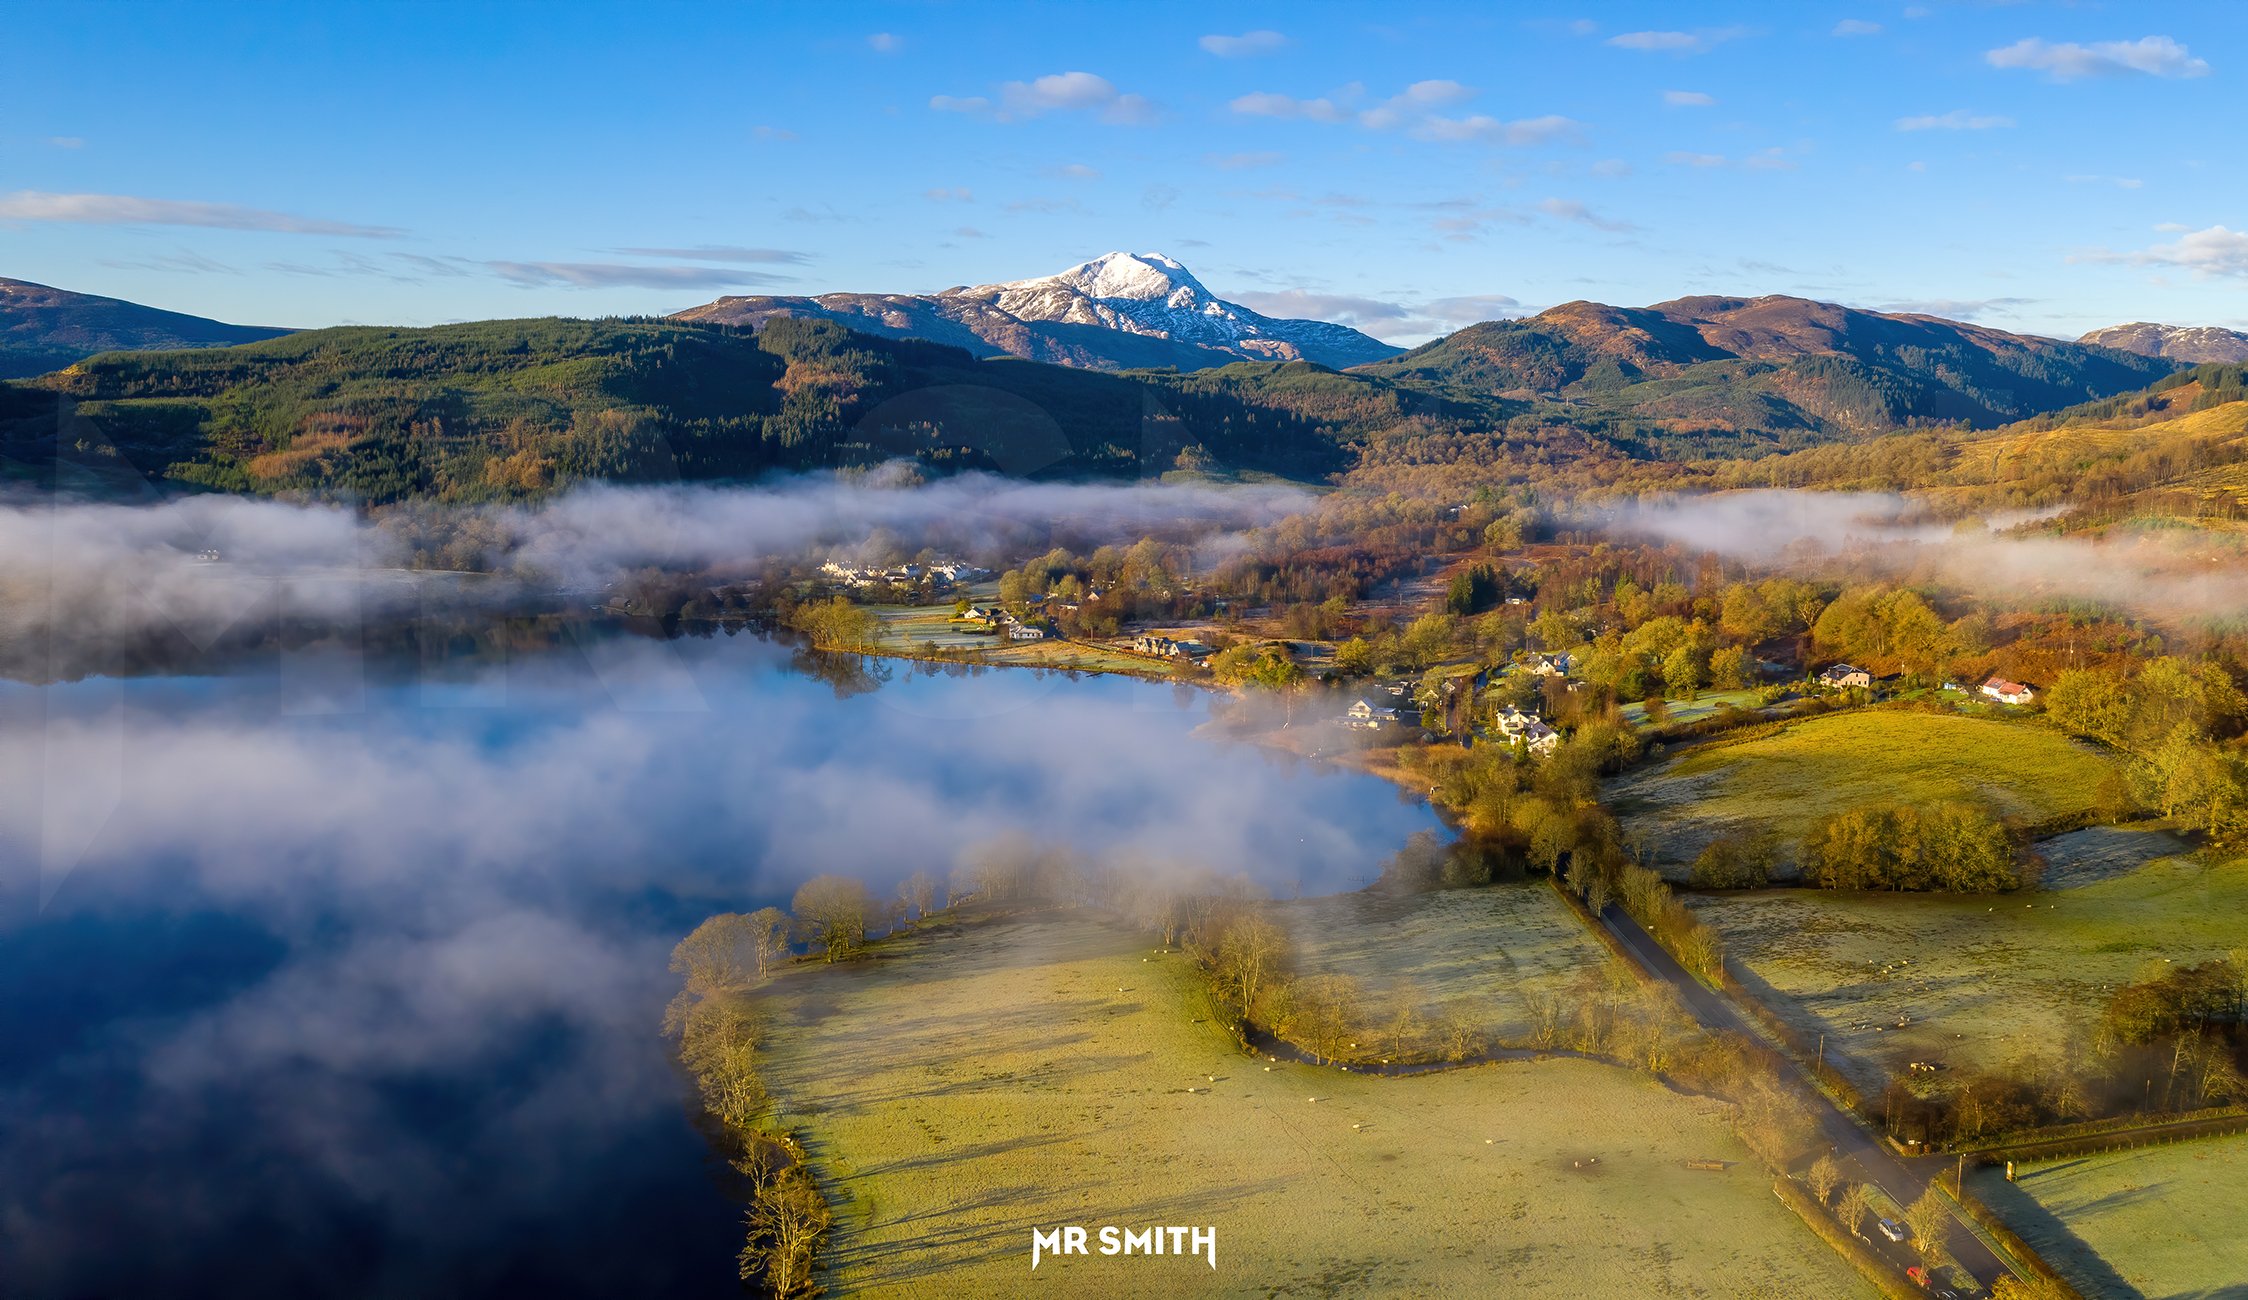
[6,2,2242,342]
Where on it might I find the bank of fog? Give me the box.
[0,472,1313,672]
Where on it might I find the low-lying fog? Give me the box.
[1599,489,2248,623]
[0,631,1436,1298]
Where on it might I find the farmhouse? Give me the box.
[1007,624,1048,642]
[1817,663,1872,690]
[1980,676,2034,705]
[1132,634,1213,661]
[1345,699,1403,729]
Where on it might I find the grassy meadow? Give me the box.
[1607,709,2120,875]
[1968,1133,2248,1299]
[1689,848,2248,1094]
[754,911,1877,1299]
[1271,885,1611,1049]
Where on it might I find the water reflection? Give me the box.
[0,626,1439,1298]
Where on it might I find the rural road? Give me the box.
[1591,901,2017,1295]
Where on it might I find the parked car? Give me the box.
[1877,1218,1908,1244]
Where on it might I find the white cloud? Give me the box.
[1894,110,2015,131]
[2079,224,2248,278]
[1413,113,1583,145]
[933,71,1155,124]
[1662,148,1796,172]
[1590,158,1634,177]
[484,261,779,290]
[609,245,810,264]
[1224,287,1524,341]
[1607,27,1746,54]
[1875,297,2032,320]
[1230,82,1579,147]
[48,135,84,149]
[0,190,400,237]
[1229,90,1353,123]
[1537,197,1635,232]
[867,31,902,53]
[1199,29,1288,57]
[1206,150,1284,171]
[1832,19,1882,37]
[751,124,797,142]
[923,185,974,202]
[2063,174,2144,190]
[1987,35,2209,81]
[1051,163,1101,180]
[1662,89,1716,107]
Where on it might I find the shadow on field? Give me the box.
[1971,1174,2148,1300]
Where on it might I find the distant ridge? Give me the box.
[1359,293,2180,433]
[675,251,1402,372]
[2079,321,2248,366]
[0,278,290,379]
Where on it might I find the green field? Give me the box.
[754,910,1877,1298]
[1968,1133,2248,1298]
[1607,709,2121,875]
[1272,885,1611,1049]
[1690,849,2248,1094]
[1617,688,1766,731]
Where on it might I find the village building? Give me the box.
[1818,663,1873,690]
[1523,653,1572,678]
[1980,676,2034,705]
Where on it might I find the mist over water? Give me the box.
[0,629,1437,1298]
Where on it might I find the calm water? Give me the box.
[0,626,1439,1298]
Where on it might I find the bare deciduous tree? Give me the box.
[1836,1182,1872,1238]
[1807,1153,1842,1206]
[742,1171,830,1297]
[791,875,872,962]
[1904,1186,1950,1264]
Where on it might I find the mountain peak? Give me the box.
[994,251,1209,303]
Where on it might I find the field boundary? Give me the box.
[1940,1175,2089,1300]
[1768,1178,1923,1300]
[1960,1107,2248,1163]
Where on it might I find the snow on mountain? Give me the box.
[674,252,1402,372]
[2078,321,2248,366]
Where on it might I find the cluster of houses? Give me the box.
[819,558,991,589]
[1817,662,2037,705]
[1130,633,1212,662]
[958,604,1050,641]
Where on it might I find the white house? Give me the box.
[1007,625,1048,642]
[1818,663,1872,690]
[1345,699,1401,728]
[1980,676,2034,705]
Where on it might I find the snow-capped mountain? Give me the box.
[674,252,1402,372]
[2079,321,2248,366]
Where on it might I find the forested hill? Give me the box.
[0,306,2191,506]
[0,278,291,380]
[1359,294,2176,437]
[0,316,1435,501]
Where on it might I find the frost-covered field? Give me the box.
[754,911,1875,1298]
[1690,850,2248,1094]
[1272,884,1611,1048]
[1970,1134,2248,1299]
